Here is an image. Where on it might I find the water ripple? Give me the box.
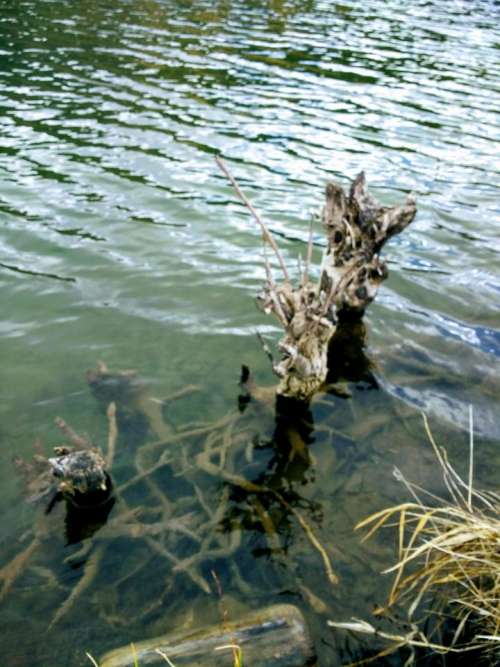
[0,0,499,661]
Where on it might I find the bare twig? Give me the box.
[302,219,314,287]
[271,489,339,586]
[256,331,276,367]
[215,156,290,283]
[0,537,40,600]
[106,402,117,468]
[54,417,90,449]
[49,546,104,630]
[468,404,474,512]
[155,649,177,666]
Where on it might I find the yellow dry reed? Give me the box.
[330,411,500,665]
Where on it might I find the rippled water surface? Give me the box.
[1,1,499,665]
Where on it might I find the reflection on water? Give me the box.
[227,394,318,557]
[326,319,377,390]
[1,0,499,665]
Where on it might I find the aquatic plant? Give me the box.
[329,412,500,665]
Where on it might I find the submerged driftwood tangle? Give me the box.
[2,359,340,644]
[2,410,116,623]
[216,158,416,402]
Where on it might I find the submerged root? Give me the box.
[106,402,118,468]
[0,537,40,600]
[55,417,92,449]
[197,438,338,588]
[6,361,339,637]
[49,546,104,630]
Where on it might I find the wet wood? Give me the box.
[100,604,316,667]
[48,448,110,505]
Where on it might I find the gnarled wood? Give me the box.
[320,172,416,318]
[217,159,416,402]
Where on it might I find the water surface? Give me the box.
[1,1,499,665]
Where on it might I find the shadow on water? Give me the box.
[45,490,116,547]
[229,319,377,559]
[226,394,318,558]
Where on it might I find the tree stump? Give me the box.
[217,159,416,403]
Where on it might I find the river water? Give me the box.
[1,1,499,665]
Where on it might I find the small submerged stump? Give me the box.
[99,603,316,667]
[48,447,111,508]
[13,414,114,511]
[2,411,116,623]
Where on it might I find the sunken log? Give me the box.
[217,159,416,403]
[99,604,315,667]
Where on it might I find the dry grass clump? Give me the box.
[330,411,500,665]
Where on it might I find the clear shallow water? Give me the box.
[0,0,499,664]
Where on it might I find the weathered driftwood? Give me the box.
[320,174,416,318]
[49,449,110,504]
[99,604,316,667]
[217,158,416,402]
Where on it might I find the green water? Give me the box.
[1,0,499,664]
